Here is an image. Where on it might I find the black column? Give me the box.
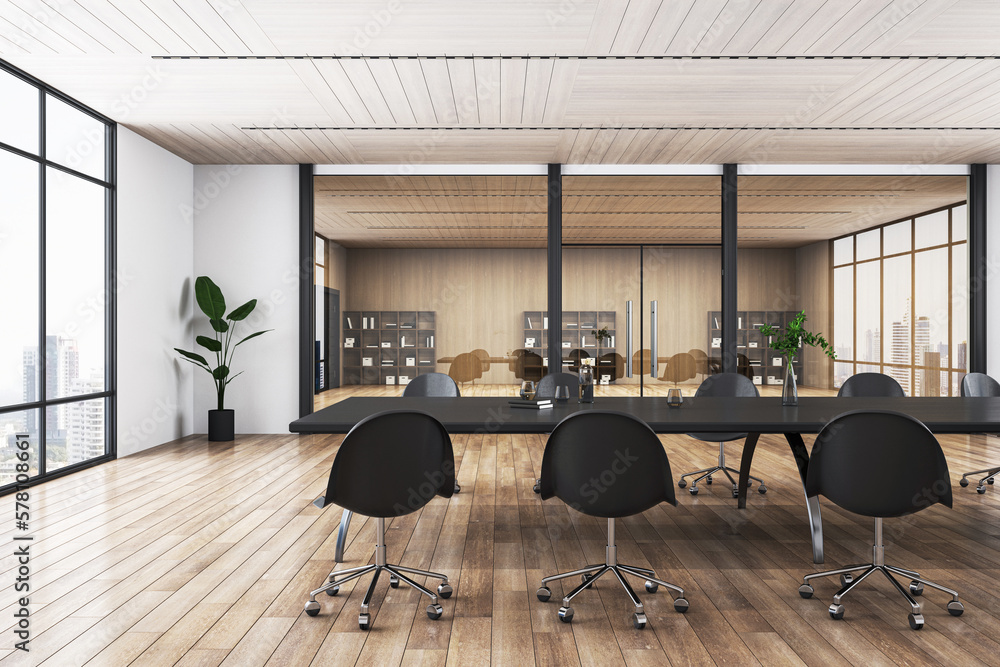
[547,164,563,374]
[969,164,987,374]
[721,164,738,374]
[299,164,315,417]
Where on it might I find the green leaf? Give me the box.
[212,365,230,380]
[227,299,257,321]
[235,329,272,347]
[196,335,222,352]
[175,348,209,367]
[195,276,226,319]
[210,318,229,333]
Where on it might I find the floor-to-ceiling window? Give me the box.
[0,63,115,490]
[832,201,968,395]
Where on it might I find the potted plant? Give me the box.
[760,311,835,406]
[175,276,272,441]
[591,326,612,348]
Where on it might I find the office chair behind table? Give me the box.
[304,410,455,630]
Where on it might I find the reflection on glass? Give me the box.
[952,244,968,380]
[855,261,879,363]
[914,248,948,396]
[50,397,105,471]
[833,237,853,266]
[46,168,106,399]
[883,221,911,255]
[952,204,967,242]
[0,151,39,408]
[0,412,39,487]
[883,254,911,394]
[46,94,106,181]
[315,235,325,265]
[856,229,880,261]
[915,210,948,249]
[833,266,854,361]
[0,69,39,155]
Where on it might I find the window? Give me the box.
[832,203,967,395]
[0,62,115,490]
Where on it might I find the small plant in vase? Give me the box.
[592,327,612,348]
[759,311,835,405]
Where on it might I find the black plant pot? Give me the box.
[208,409,235,441]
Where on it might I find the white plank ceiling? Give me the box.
[1,0,999,167]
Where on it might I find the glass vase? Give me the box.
[782,358,797,406]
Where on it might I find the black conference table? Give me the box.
[290,395,1000,564]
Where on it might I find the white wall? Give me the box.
[116,127,195,457]
[193,165,300,434]
[988,165,1000,380]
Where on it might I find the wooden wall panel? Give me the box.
[796,241,832,388]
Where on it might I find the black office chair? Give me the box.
[403,372,461,398]
[798,410,963,630]
[837,372,905,397]
[535,411,689,629]
[304,411,456,630]
[677,373,767,497]
[959,372,1000,493]
[535,371,578,399]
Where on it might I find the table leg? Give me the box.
[784,433,824,564]
[737,432,760,510]
[334,509,353,563]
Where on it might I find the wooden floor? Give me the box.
[3,388,1000,666]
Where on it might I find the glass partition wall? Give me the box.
[562,176,722,396]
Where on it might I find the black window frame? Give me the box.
[0,58,116,493]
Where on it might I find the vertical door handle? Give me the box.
[626,301,633,378]
[650,301,658,377]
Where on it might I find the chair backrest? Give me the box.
[448,352,482,383]
[536,372,578,399]
[597,352,625,381]
[520,351,546,382]
[736,353,754,380]
[961,372,1000,397]
[632,349,654,376]
[403,372,461,397]
[566,349,590,372]
[471,348,491,370]
[837,372,905,397]
[659,352,697,383]
[317,410,455,518]
[539,411,676,518]
[807,410,951,518]
[687,348,709,375]
[687,372,759,443]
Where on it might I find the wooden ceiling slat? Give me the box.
[499,58,526,125]
[338,59,396,124]
[312,60,375,124]
[446,58,479,125]
[522,58,553,125]
[420,58,459,124]
[584,0,628,53]
[283,60,354,124]
[665,0,728,54]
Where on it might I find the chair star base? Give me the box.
[959,465,1000,494]
[677,441,766,497]
[797,518,963,630]
[304,517,452,630]
[536,518,688,629]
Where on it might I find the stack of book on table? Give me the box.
[508,398,553,409]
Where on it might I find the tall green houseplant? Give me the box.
[175,276,272,412]
[760,311,835,405]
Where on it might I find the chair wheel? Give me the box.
[673,597,689,613]
[758,485,767,494]
[533,483,541,494]
[581,573,595,588]
[359,613,371,630]
[536,586,551,602]
[798,584,814,599]
[908,613,924,630]
[645,580,658,593]
[960,477,969,487]
[678,479,687,488]
[909,581,924,596]
[829,603,845,620]
[947,600,964,616]
[326,585,340,596]
[706,475,713,485]
[304,600,320,616]
[454,482,461,493]
[990,478,995,485]
[558,606,574,623]
[732,488,739,498]
[978,486,987,494]
[437,583,453,599]
[633,612,647,629]
[840,574,853,587]
[427,603,443,620]
[689,487,699,495]
[389,576,400,589]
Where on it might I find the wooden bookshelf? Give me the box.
[522,310,618,377]
[708,310,803,385]
[342,310,436,385]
